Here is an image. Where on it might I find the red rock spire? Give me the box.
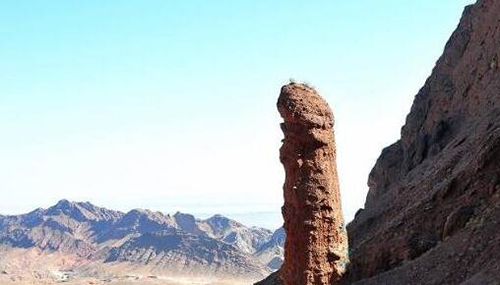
[278,83,348,285]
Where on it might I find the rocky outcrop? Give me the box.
[278,83,348,285]
[258,1,500,284]
[344,0,500,284]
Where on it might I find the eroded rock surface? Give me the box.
[259,1,500,284]
[278,83,348,285]
[344,0,500,284]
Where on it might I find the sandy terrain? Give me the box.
[0,248,256,285]
[0,274,252,285]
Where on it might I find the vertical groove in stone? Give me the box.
[278,83,348,285]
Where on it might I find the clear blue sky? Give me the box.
[0,0,475,229]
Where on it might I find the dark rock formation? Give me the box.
[278,83,348,285]
[344,0,500,284]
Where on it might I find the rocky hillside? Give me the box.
[344,0,500,284]
[105,230,262,276]
[254,228,285,270]
[257,0,500,284]
[0,199,284,279]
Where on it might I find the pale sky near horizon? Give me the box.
[0,1,475,229]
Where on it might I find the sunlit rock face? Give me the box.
[344,0,500,284]
[258,1,500,284]
[277,83,348,285]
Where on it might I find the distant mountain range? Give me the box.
[0,199,284,280]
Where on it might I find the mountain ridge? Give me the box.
[0,199,285,281]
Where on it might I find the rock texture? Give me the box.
[258,1,500,284]
[344,0,500,284]
[278,83,348,285]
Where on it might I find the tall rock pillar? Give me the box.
[278,83,348,285]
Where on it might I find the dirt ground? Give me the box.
[0,274,253,285]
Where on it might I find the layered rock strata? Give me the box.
[278,83,348,285]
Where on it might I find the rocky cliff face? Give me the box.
[278,83,348,285]
[345,0,500,284]
[257,1,500,284]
